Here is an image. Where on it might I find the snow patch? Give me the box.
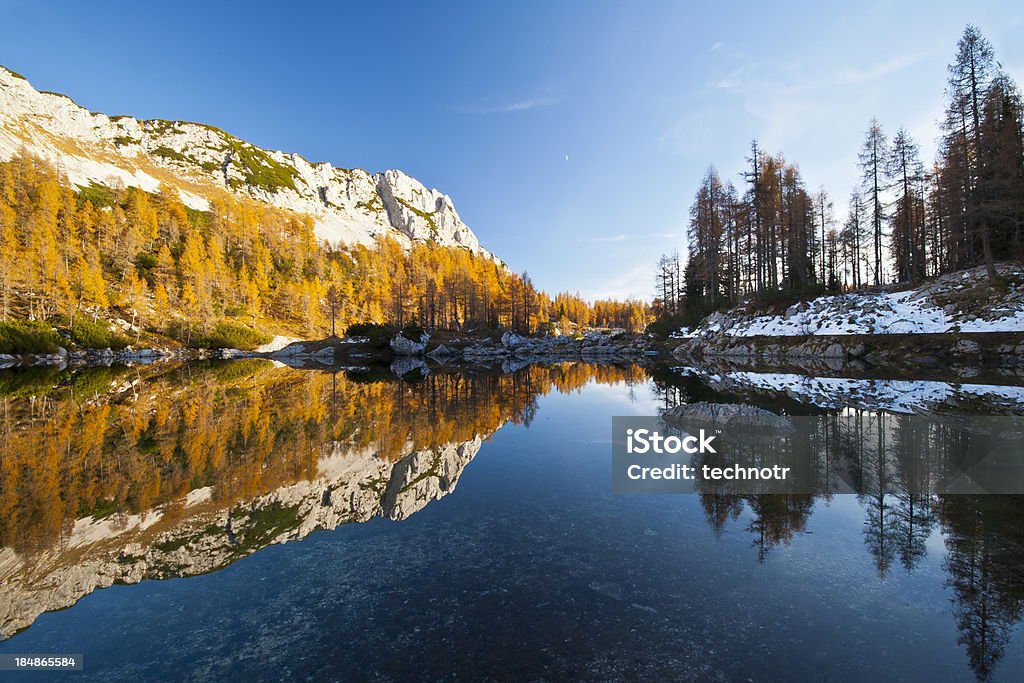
[684,267,1024,338]
[724,370,1024,413]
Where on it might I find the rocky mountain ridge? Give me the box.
[0,65,495,258]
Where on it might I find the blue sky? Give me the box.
[2,1,1022,300]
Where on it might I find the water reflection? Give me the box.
[691,488,1023,680]
[940,496,1024,682]
[0,359,1021,680]
[654,365,1024,681]
[0,360,645,639]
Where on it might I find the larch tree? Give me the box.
[858,119,888,285]
[943,25,998,279]
[888,127,926,283]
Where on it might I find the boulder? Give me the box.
[823,342,846,360]
[312,346,335,363]
[663,402,795,435]
[271,341,309,358]
[500,331,529,350]
[955,339,981,355]
[390,356,428,378]
[426,344,457,361]
[390,331,429,356]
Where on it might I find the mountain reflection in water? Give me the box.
[0,360,645,639]
[0,359,1021,681]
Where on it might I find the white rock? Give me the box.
[0,66,498,260]
[255,335,302,354]
[390,332,429,356]
[501,331,529,350]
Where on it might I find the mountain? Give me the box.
[0,65,494,258]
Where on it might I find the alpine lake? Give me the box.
[0,357,1022,682]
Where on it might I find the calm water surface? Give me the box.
[0,361,1021,681]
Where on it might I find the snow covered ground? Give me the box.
[688,367,1024,414]
[682,266,1024,338]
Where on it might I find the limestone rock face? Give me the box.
[382,440,481,521]
[376,170,482,249]
[0,66,496,259]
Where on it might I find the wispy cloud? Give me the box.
[662,49,931,158]
[832,53,925,86]
[710,52,924,95]
[456,95,562,114]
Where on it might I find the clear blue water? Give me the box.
[1,367,1022,681]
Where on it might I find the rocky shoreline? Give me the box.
[261,330,664,375]
[7,327,1024,376]
[0,329,665,372]
[671,331,1024,370]
[0,345,206,370]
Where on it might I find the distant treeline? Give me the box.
[657,26,1024,323]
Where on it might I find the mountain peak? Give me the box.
[0,65,493,258]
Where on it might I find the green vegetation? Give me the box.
[345,322,393,348]
[231,502,301,554]
[2,66,27,80]
[0,320,61,354]
[399,453,443,494]
[66,365,129,395]
[153,534,192,553]
[345,363,400,383]
[78,498,120,521]
[152,146,187,162]
[75,182,119,208]
[146,119,179,136]
[134,251,158,274]
[356,194,385,216]
[112,136,139,147]
[0,365,129,399]
[184,205,211,230]
[359,476,389,498]
[224,139,299,193]
[399,324,425,340]
[645,314,689,339]
[0,365,62,398]
[189,321,272,350]
[396,196,438,237]
[199,358,274,382]
[64,317,130,350]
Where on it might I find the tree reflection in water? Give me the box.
[656,372,1024,682]
[0,360,1021,679]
